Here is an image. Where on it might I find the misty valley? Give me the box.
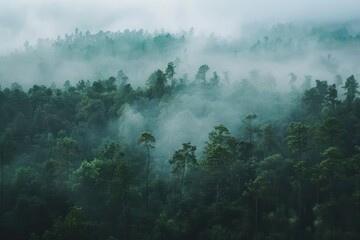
[1,22,360,240]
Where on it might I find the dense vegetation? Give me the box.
[1,64,360,240]
[1,24,360,240]
[1,21,360,88]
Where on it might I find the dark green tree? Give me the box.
[32,206,90,240]
[318,147,344,202]
[73,159,103,188]
[343,75,359,108]
[147,70,167,99]
[245,154,290,238]
[259,124,279,157]
[169,142,197,232]
[325,84,340,110]
[76,80,91,93]
[318,118,343,148]
[243,176,264,239]
[203,125,235,216]
[107,161,135,239]
[0,140,16,214]
[137,132,155,215]
[287,122,309,237]
[302,80,328,115]
[165,62,175,87]
[54,137,79,177]
[98,142,124,177]
[243,114,259,145]
[76,98,106,128]
[292,159,310,238]
[287,122,308,161]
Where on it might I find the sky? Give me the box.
[0,0,360,54]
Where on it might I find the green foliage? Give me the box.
[165,62,176,86]
[203,125,235,175]
[147,69,167,99]
[169,142,197,175]
[303,80,328,114]
[343,75,359,107]
[0,140,16,166]
[76,97,106,127]
[325,84,340,110]
[137,131,156,215]
[1,47,360,240]
[12,166,38,194]
[151,213,178,240]
[37,206,90,240]
[55,137,79,155]
[318,147,346,201]
[98,142,123,163]
[3,112,30,143]
[73,159,103,186]
[259,124,279,156]
[137,132,156,149]
[54,137,79,167]
[318,117,343,148]
[287,122,309,160]
[243,114,259,144]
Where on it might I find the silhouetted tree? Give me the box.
[195,64,209,83]
[169,142,197,232]
[165,62,175,87]
[0,140,16,214]
[343,75,359,108]
[203,125,235,217]
[137,132,155,216]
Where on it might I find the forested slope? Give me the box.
[0,23,360,240]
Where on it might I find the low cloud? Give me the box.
[1,0,360,54]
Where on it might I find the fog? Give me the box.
[1,0,360,54]
[1,23,360,90]
[3,2,360,239]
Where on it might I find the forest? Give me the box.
[1,23,360,240]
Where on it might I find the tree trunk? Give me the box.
[180,166,185,233]
[1,152,3,215]
[298,138,302,161]
[255,196,258,240]
[216,179,219,218]
[316,180,319,205]
[274,161,278,216]
[330,173,334,202]
[146,146,150,216]
[123,187,128,240]
[274,181,278,216]
[1,160,3,215]
[297,175,301,240]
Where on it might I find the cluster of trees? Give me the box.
[0,61,360,240]
[2,22,360,89]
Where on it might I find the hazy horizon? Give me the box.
[1,0,360,54]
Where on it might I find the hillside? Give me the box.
[1,23,360,240]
